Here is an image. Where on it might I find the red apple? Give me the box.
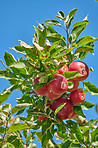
[68,111,78,119]
[38,101,51,121]
[69,61,89,81]
[70,88,85,105]
[48,74,68,95]
[58,62,68,74]
[45,86,61,100]
[33,77,48,95]
[67,79,79,92]
[51,97,73,120]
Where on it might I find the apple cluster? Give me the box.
[33,61,89,121]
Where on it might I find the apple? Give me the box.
[69,61,89,81]
[33,77,48,95]
[38,101,51,121]
[51,97,73,120]
[70,88,85,105]
[48,74,68,95]
[67,79,79,92]
[68,111,78,119]
[45,86,61,100]
[58,61,68,74]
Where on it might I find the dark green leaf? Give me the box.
[34,26,47,47]
[42,20,61,26]
[65,8,78,28]
[62,138,72,148]
[66,120,83,143]
[42,122,52,135]
[74,105,86,118]
[70,24,87,43]
[83,81,98,95]
[91,127,98,142]
[81,101,95,110]
[12,103,33,114]
[0,127,5,133]
[56,10,65,20]
[76,36,98,46]
[4,51,16,66]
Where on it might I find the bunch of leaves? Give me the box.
[0,9,98,147]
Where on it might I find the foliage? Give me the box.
[0,9,98,148]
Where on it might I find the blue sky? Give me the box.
[0,0,98,146]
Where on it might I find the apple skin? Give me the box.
[69,61,89,81]
[70,88,85,105]
[67,79,79,92]
[68,111,78,119]
[33,77,48,95]
[48,74,68,95]
[45,85,61,100]
[38,101,51,121]
[51,97,73,120]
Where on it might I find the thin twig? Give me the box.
[0,59,7,69]
[26,58,40,70]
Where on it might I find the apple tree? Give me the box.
[0,9,98,148]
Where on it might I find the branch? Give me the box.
[0,59,7,69]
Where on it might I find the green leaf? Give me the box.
[55,103,66,115]
[34,26,47,47]
[2,142,15,148]
[42,122,52,135]
[42,20,61,26]
[70,24,87,43]
[10,62,26,68]
[47,33,65,43]
[33,82,46,91]
[0,69,16,80]
[12,103,33,114]
[66,120,83,143]
[73,20,89,28]
[92,141,98,146]
[91,127,98,142]
[4,51,16,66]
[39,76,48,83]
[81,101,95,110]
[2,103,11,114]
[7,123,29,134]
[62,138,72,148]
[0,87,12,105]
[10,46,26,54]
[74,105,86,118]
[76,36,98,46]
[75,46,94,54]
[0,127,5,133]
[56,10,65,20]
[63,71,83,80]
[83,81,98,95]
[7,135,24,148]
[65,8,78,28]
